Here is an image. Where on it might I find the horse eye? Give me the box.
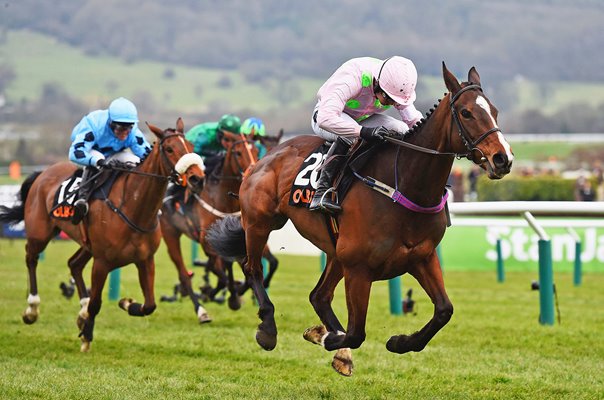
[461,109,472,118]
[165,146,174,154]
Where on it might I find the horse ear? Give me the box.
[468,67,481,86]
[146,121,164,139]
[176,117,184,133]
[442,61,462,95]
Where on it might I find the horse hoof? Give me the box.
[198,313,212,324]
[256,329,277,351]
[386,334,418,354]
[331,348,353,377]
[228,296,241,311]
[80,340,91,353]
[22,313,38,325]
[118,298,134,311]
[303,325,327,345]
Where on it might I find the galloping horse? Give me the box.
[208,64,513,375]
[160,130,262,322]
[0,118,205,352]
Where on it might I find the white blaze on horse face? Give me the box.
[476,96,514,162]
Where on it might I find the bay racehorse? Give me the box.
[0,118,205,352]
[207,64,513,375]
[160,130,265,322]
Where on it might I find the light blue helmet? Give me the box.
[108,97,138,123]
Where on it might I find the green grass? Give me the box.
[0,238,602,399]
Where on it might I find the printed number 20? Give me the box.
[294,152,325,189]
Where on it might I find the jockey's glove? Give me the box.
[96,158,109,168]
[360,126,388,142]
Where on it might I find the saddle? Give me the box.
[49,168,121,220]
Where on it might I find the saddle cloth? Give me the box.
[49,169,119,220]
[288,140,379,208]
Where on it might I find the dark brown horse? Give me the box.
[160,130,263,322]
[208,64,513,375]
[0,118,205,352]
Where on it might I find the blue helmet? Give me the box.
[241,117,266,137]
[108,97,138,123]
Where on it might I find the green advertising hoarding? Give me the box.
[440,221,604,273]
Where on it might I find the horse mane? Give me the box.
[405,96,444,138]
[405,80,476,138]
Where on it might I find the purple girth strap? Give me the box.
[391,189,449,214]
[352,171,449,214]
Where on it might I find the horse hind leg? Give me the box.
[244,226,277,351]
[22,237,53,324]
[386,253,453,354]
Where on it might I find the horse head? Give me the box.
[220,130,259,177]
[146,118,205,193]
[442,62,514,179]
[257,129,284,153]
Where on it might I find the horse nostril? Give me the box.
[492,153,508,168]
[188,175,203,188]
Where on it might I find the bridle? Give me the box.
[212,136,257,181]
[104,130,200,233]
[384,84,501,165]
[449,84,501,164]
[109,130,192,185]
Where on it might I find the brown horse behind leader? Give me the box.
[160,130,259,322]
[208,63,513,375]
[161,129,286,323]
[0,118,205,352]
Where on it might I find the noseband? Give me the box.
[158,131,190,184]
[449,84,501,164]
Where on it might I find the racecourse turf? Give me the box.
[0,238,602,400]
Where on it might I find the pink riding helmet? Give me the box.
[375,56,418,106]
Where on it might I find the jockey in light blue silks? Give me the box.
[68,97,152,224]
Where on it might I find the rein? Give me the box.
[353,84,499,214]
[103,131,189,233]
[193,193,241,218]
[383,84,501,164]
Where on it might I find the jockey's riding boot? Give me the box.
[72,167,95,225]
[308,137,351,214]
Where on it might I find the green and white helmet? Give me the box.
[218,114,241,133]
[241,117,266,137]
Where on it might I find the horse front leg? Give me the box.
[386,252,453,354]
[322,266,372,352]
[243,225,277,351]
[68,247,92,297]
[221,258,242,311]
[22,238,51,324]
[119,257,157,317]
[68,247,93,331]
[78,259,109,352]
[162,227,210,323]
[261,245,278,289]
[303,257,354,376]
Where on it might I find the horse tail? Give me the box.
[0,171,42,225]
[207,215,247,258]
